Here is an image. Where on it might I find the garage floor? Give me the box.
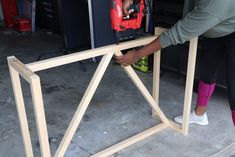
[0,27,235,157]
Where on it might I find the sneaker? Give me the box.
[174,110,209,126]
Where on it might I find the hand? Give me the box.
[115,50,140,66]
[116,37,162,67]
[123,0,133,15]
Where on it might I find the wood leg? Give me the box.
[152,51,161,119]
[30,75,51,157]
[182,38,198,135]
[54,53,113,157]
[8,64,34,157]
[152,27,165,119]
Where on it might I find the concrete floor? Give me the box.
[0,27,235,157]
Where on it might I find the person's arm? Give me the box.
[159,7,221,48]
[183,0,197,18]
[116,0,222,66]
[123,0,133,15]
[116,37,162,66]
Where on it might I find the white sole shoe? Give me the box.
[174,111,209,126]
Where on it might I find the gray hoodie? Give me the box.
[160,0,235,48]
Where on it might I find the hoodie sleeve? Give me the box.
[183,0,197,17]
[159,1,221,48]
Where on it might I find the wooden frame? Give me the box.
[8,27,198,157]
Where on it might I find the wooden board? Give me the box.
[7,27,198,157]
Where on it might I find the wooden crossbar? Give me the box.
[26,36,156,72]
[92,123,168,157]
[8,27,198,157]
